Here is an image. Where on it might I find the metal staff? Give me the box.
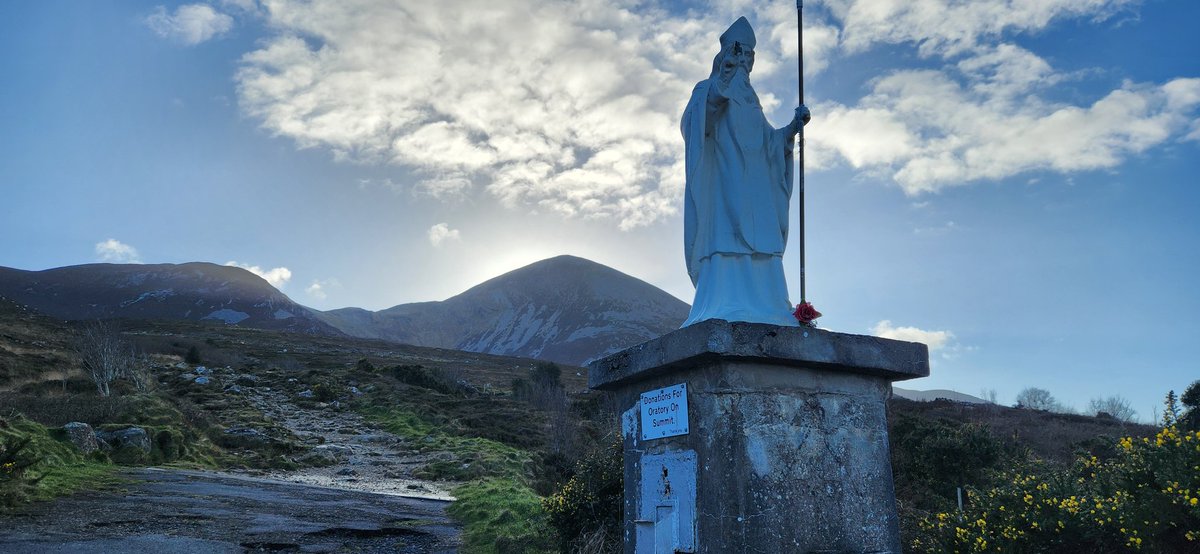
[797,0,807,304]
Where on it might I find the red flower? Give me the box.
[793,301,822,326]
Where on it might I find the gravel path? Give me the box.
[226,385,455,500]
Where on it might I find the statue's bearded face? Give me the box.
[720,41,755,82]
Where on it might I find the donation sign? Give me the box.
[640,383,689,440]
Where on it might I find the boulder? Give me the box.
[194,376,211,385]
[62,422,99,454]
[97,427,151,454]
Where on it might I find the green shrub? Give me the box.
[910,425,1200,552]
[891,414,1009,510]
[311,382,338,402]
[184,346,202,364]
[1180,380,1200,431]
[389,364,462,395]
[513,363,564,404]
[543,438,623,553]
[530,363,561,389]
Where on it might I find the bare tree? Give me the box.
[979,388,999,405]
[126,351,155,393]
[1015,387,1059,412]
[1088,395,1137,422]
[74,320,136,397]
[546,389,578,458]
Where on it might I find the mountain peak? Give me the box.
[483,255,617,281]
[319,255,691,366]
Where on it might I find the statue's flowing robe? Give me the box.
[681,77,798,327]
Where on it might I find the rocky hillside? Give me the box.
[0,263,339,336]
[0,296,76,388]
[317,255,691,366]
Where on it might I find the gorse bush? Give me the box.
[354,358,376,373]
[0,425,40,507]
[543,437,623,553]
[910,425,1200,552]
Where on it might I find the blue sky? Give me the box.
[1,0,1197,420]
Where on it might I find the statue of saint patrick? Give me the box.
[682,16,810,327]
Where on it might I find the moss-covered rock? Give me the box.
[0,413,119,509]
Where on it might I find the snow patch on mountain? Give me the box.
[120,289,176,307]
[203,309,250,324]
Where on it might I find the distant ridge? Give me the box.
[316,255,691,366]
[892,386,988,404]
[0,262,339,335]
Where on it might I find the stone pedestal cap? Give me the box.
[588,319,929,390]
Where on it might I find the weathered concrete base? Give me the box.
[589,320,929,554]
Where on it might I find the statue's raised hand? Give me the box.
[791,105,812,134]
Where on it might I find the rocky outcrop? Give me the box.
[62,422,99,454]
[97,427,151,454]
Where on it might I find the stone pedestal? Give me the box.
[588,319,929,554]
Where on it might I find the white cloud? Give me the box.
[306,281,326,299]
[231,0,1197,212]
[95,239,141,264]
[808,49,1200,194]
[146,3,234,45]
[225,261,292,288]
[802,1,1200,193]
[234,1,837,229]
[1186,120,1200,142]
[427,223,461,247]
[304,278,340,300]
[823,0,1137,57]
[219,0,261,14]
[871,320,954,352]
